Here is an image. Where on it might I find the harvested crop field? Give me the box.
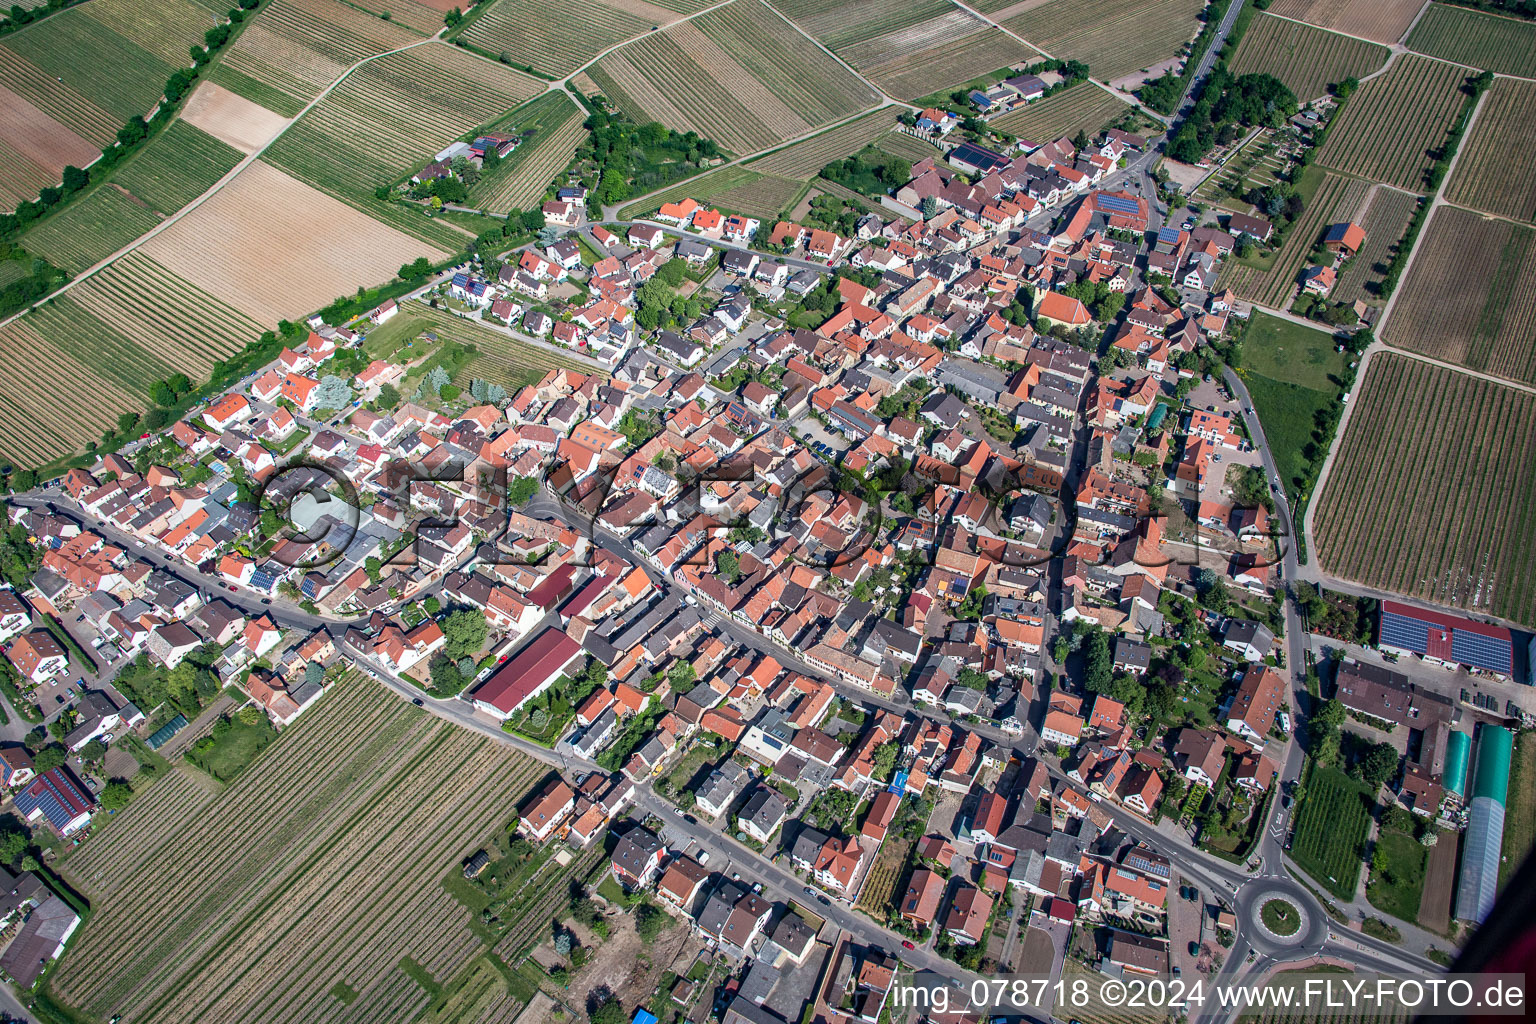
[0,83,100,212]
[1407,3,1536,79]
[50,675,550,1024]
[140,159,448,327]
[988,82,1129,144]
[1382,204,1536,387]
[0,0,212,126]
[1445,77,1536,224]
[771,0,1036,99]
[1221,171,1370,308]
[180,80,292,154]
[980,0,1207,80]
[1314,352,1536,625]
[0,251,260,466]
[1316,54,1473,191]
[749,108,902,180]
[1267,0,1424,45]
[212,0,423,116]
[0,314,146,467]
[847,14,1037,101]
[1331,185,1420,307]
[1227,13,1389,104]
[471,92,588,214]
[348,0,452,34]
[24,121,243,273]
[457,0,666,78]
[588,0,878,156]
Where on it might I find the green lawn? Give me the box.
[1239,370,1334,500]
[363,315,433,360]
[183,713,277,783]
[1241,311,1347,392]
[1292,762,1374,899]
[1366,821,1427,923]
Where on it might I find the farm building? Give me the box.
[948,141,1011,176]
[1454,724,1513,924]
[1323,222,1366,255]
[1377,600,1514,677]
[12,767,95,837]
[469,628,582,719]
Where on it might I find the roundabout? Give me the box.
[1235,873,1329,957]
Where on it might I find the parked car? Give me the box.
[411,698,424,706]
[901,940,915,950]
[803,886,814,896]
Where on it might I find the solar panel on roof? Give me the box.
[1097,193,1140,214]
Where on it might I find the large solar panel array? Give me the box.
[1096,193,1141,215]
[1379,606,1512,674]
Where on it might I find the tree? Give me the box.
[365,555,382,585]
[0,823,29,865]
[377,383,401,409]
[99,780,134,811]
[430,656,464,695]
[715,550,740,582]
[1313,698,1345,732]
[635,901,666,941]
[554,931,573,957]
[80,739,107,762]
[261,508,282,538]
[872,739,899,781]
[33,744,66,772]
[418,365,451,398]
[150,380,177,406]
[311,374,352,411]
[1360,742,1399,789]
[508,475,538,506]
[305,660,325,687]
[442,609,488,660]
[1084,629,1113,693]
[589,997,626,1024]
[61,165,89,193]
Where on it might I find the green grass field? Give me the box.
[1239,372,1334,503]
[1242,311,1348,392]
[184,713,278,783]
[24,121,243,273]
[1366,818,1427,923]
[1292,762,1374,900]
[1500,729,1536,890]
